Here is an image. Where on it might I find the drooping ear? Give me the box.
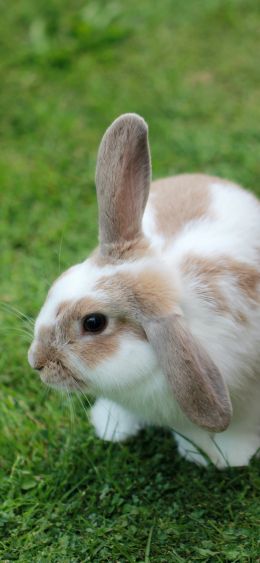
[143,314,232,432]
[95,114,151,250]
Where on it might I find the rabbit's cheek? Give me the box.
[70,320,146,373]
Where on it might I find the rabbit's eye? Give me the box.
[82,313,107,334]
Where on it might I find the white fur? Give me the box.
[30,177,260,468]
[90,398,142,442]
[142,196,166,250]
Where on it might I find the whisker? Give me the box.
[0,302,35,328]
[67,387,76,426]
[0,329,33,344]
[0,327,33,337]
[75,387,91,421]
[79,389,92,410]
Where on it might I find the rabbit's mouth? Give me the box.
[40,360,85,391]
[28,340,87,391]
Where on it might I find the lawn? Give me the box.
[1,0,260,561]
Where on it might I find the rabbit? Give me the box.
[28,113,260,468]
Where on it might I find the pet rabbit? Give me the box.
[28,114,260,467]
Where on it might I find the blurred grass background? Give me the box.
[0,0,260,561]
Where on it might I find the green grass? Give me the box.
[1,0,260,560]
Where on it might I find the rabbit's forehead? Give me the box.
[35,260,110,332]
[34,258,147,333]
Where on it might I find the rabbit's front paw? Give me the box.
[90,398,142,442]
[174,433,209,466]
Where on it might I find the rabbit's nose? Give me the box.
[28,342,44,371]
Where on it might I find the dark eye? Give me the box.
[82,313,107,334]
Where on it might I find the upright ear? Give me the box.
[95,114,151,250]
[143,314,232,432]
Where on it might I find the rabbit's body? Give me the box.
[29,115,260,468]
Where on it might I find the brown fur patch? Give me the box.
[56,301,71,317]
[92,236,151,265]
[151,173,244,240]
[120,270,178,317]
[96,269,178,318]
[37,325,55,342]
[69,297,105,319]
[181,254,260,321]
[150,174,212,239]
[72,333,120,369]
[228,260,260,301]
[31,325,56,369]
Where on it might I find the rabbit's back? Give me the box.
[144,174,260,263]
